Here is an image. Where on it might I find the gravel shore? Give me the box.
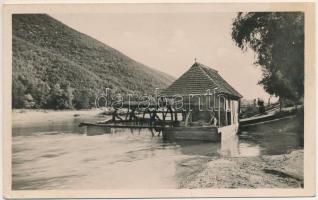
[180,150,303,188]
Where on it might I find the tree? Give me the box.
[73,89,90,109]
[12,78,27,108]
[31,81,51,108]
[65,83,74,109]
[232,12,304,102]
[23,94,35,108]
[47,83,70,109]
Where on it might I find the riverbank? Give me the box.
[180,150,303,188]
[12,109,103,123]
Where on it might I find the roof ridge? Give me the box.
[194,62,218,73]
[196,64,219,91]
[161,62,242,98]
[198,63,242,97]
[214,71,242,97]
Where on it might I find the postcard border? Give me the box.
[2,2,316,198]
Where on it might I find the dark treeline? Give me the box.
[12,14,174,109]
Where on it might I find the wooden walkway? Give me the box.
[79,122,157,129]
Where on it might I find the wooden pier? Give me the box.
[79,108,184,130]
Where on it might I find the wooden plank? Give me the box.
[79,122,157,129]
[162,126,220,141]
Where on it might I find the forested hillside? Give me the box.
[12,14,174,109]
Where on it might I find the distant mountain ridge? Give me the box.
[12,14,174,109]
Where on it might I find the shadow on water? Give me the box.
[239,115,304,155]
[84,126,222,157]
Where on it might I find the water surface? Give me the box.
[12,111,303,190]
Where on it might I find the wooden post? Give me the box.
[142,109,147,120]
[125,108,129,120]
[238,98,241,120]
[112,111,116,122]
[182,111,186,121]
[218,97,221,127]
[185,111,192,127]
[225,98,228,126]
[168,106,173,122]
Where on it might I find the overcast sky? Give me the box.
[51,12,274,100]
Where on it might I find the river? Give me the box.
[12,110,303,190]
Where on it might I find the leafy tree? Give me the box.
[47,83,67,109]
[232,12,304,102]
[36,82,51,108]
[12,77,26,108]
[29,81,51,108]
[73,89,91,109]
[23,94,35,108]
[63,83,74,109]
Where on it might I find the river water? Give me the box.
[12,111,303,190]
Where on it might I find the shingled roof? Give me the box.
[161,62,242,99]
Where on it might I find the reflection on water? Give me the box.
[12,112,303,190]
[219,133,240,157]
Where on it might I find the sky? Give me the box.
[50,11,274,101]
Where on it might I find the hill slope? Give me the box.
[12,14,174,109]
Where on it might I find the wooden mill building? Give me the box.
[80,62,242,140]
[160,62,242,133]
